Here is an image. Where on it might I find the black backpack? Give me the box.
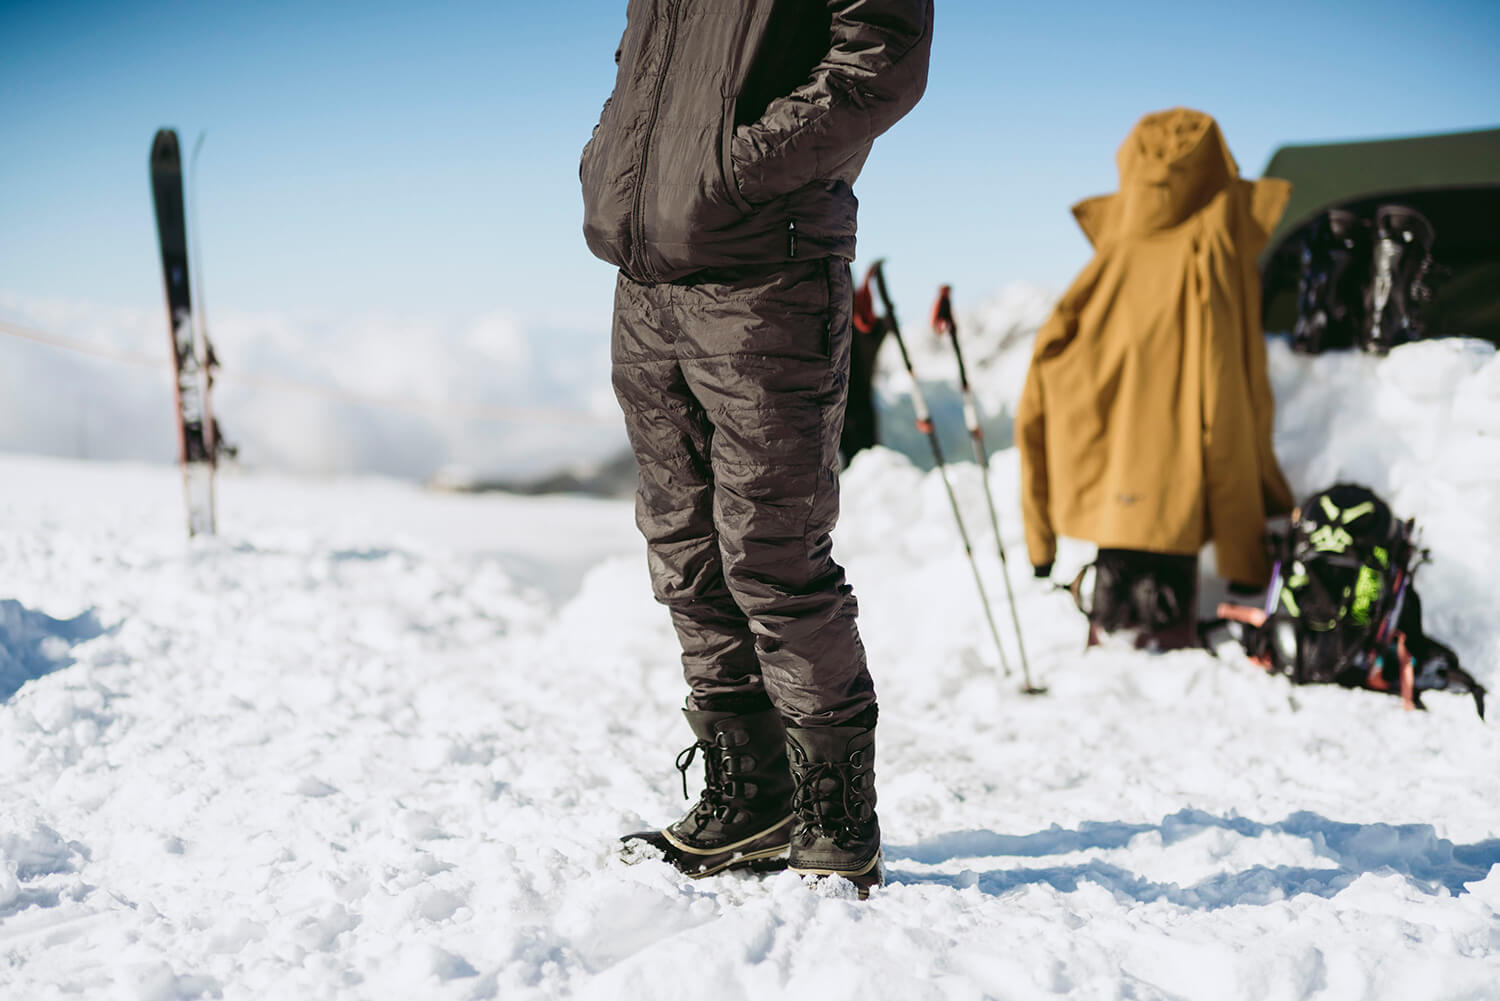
[1225,484,1485,716]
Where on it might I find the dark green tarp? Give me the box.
[1260,127,1500,342]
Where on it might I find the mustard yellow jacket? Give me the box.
[1016,108,1294,586]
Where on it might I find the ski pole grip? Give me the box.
[868,260,916,371]
[931,284,955,336]
[869,261,894,316]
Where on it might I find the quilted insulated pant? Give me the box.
[611,259,874,728]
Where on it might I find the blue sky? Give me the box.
[2,0,1497,337]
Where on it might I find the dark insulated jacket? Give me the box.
[581,0,933,284]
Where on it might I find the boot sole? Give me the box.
[789,848,884,898]
[624,816,793,879]
[679,840,790,879]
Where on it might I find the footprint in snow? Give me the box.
[294,777,339,798]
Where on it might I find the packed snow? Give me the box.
[2,295,1499,999]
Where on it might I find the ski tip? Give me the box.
[151,128,182,166]
[1021,684,1049,696]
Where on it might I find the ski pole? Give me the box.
[931,285,1046,695]
[865,260,1015,681]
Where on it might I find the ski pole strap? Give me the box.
[1216,603,1268,628]
[1397,632,1416,710]
[1066,565,1093,617]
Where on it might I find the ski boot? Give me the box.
[1078,550,1198,652]
[785,707,883,898]
[620,706,794,878]
[1291,208,1369,354]
[1363,204,1438,354]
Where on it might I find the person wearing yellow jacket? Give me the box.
[1016,107,1294,647]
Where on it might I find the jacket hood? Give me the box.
[1073,108,1282,245]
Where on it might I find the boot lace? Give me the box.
[790,754,873,849]
[674,739,741,833]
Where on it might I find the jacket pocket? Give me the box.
[578,107,632,271]
[579,94,611,186]
[719,92,753,215]
[579,134,596,184]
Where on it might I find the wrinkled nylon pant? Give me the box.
[611,258,874,728]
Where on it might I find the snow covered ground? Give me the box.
[3,319,1499,999]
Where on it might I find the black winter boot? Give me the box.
[784,711,883,896]
[621,707,794,878]
[1363,204,1438,354]
[1085,549,1198,652]
[1292,208,1369,354]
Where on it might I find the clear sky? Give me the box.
[3,0,1498,340]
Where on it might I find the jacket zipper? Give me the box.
[631,0,682,282]
[788,218,798,258]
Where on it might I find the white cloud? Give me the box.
[0,293,625,481]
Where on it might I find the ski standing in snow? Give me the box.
[150,127,224,537]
